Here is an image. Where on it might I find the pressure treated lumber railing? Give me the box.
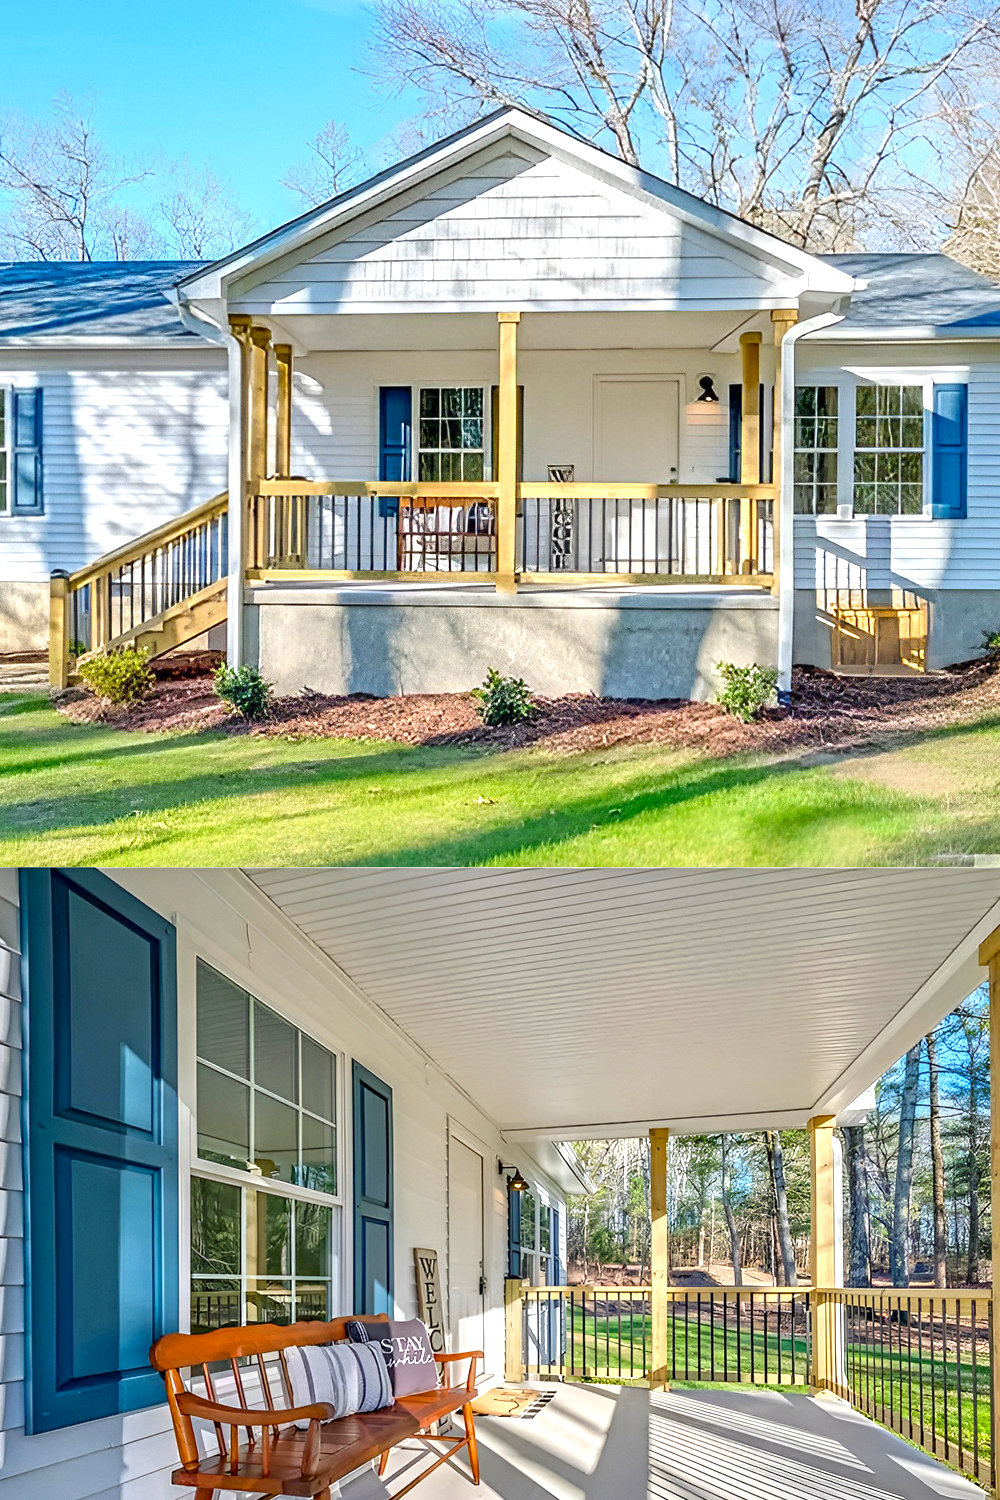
[49,491,229,689]
[518,483,775,582]
[511,1283,994,1490]
[245,479,775,585]
[247,481,498,578]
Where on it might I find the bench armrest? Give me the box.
[177,1392,336,1426]
[435,1350,483,1391]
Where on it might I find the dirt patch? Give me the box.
[55,655,1000,758]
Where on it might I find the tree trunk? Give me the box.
[721,1135,742,1284]
[766,1130,798,1286]
[842,1125,872,1287]
[968,1060,981,1284]
[926,1031,947,1289]
[891,1043,922,1286]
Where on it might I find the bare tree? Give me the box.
[282,120,367,206]
[0,93,153,260]
[765,1131,797,1286]
[926,1031,948,1288]
[720,1134,742,1283]
[890,1043,922,1285]
[155,164,255,260]
[372,0,1000,248]
[842,1125,872,1287]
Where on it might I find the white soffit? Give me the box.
[245,869,1000,1140]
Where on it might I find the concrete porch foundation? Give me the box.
[350,1383,984,1500]
[245,582,779,702]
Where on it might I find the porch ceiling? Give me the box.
[245,868,1000,1141]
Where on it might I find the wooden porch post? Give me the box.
[497,312,520,593]
[808,1113,836,1392]
[229,315,255,571]
[650,1126,670,1389]
[504,1275,524,1382]
[739,331,762,574]
[49,571,69,690]
[273,343,293,477]
[771,309,798,600]
[248,325,271,484]
[978,925,1000,1455]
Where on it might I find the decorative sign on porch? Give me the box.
[547,466,575,570]
[413,1247,446,1353]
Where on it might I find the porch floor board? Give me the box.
[344,1384,985,1500]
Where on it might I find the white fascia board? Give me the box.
[503,1109,819,1140]
[0,337,211,350]
[804,324,1000,343]
[812,896,1000,1120]
[232,297,823,319]
[177,106,854,307]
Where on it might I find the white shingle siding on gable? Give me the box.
[0,349,228,584]
[793,341,1000,594]
[232,146,804,315]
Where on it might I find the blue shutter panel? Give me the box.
[728,384,742,482]
[378,387,411,518]
[12,388,43,514]
[21,869,178,1433]
[931,382,968,519]
[507,1186,522,1277]
[352,1062,394,1314]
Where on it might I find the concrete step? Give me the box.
[0,653,47,693]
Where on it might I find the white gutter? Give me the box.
[169,294,247,668]
[777,311,845,697]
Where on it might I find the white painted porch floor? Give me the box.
[342,1383,986,1500]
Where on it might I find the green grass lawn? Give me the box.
[4,691,1000,866]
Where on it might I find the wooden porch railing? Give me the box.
[246,480,775,586]
[510,1282,994,1491]
[49,491,229,689]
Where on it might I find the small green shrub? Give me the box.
[715,661,779,723]
[214,662,273,720]
[77,645,154,706]
[472,668,535,726]
[982,629,1000,655]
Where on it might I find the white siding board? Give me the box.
[794,343,1000,592]
[235,147,804,314]
[0,350,227,584]
[0,1234,24,1286]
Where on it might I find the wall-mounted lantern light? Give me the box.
[498,1158,529,1191]
[695,375,720,403]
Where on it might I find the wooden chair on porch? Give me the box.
[150,1314,483,1499]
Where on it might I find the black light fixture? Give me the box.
[696,374,720,403]
[498,1158,529,1191]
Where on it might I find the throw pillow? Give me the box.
[383,1318,438,1397]
[284,1340,392,1427]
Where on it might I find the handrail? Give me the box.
[256,478,772,501]
[257,479,499,498]
[67,490,229,590]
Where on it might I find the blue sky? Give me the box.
[3,0,414,230]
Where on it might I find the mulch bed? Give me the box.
[55,655,1000,758]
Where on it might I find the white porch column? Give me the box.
[770,309,798,601]
[496,311,520,593]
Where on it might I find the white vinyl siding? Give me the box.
[231,144,806,315]
[0,350,228,583]
[793,343,1000,592]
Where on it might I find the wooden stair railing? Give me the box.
[50,491,229,689]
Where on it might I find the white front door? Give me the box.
[594,377,680,482]
[594,377,681,570]
[449,1137,486,1376]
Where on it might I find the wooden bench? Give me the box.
[150,1314,483,1499]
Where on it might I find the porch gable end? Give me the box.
[224,138,832,317]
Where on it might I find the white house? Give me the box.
[5,865,1000,1500]
[7,107,1000,694]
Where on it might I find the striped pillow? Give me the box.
[285,1340,393,1426]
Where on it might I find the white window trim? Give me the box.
[0,385,9,517]
[792,368,968,522]
[413,382,492,482]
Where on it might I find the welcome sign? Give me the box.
[413,1247,446,1353]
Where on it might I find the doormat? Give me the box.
[471,1388,557,1419]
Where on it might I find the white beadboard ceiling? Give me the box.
[245,869,1000,1140]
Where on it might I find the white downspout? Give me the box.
[169,294,247,669]
[777,311,845,698]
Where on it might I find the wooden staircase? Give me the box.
[49,492,229,689]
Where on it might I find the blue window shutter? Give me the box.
[378,387,411,518]
[352,1061,394,1314]
[12,388,43,514]
[728,384,742,482]
[931,382,967,518]
[20,869,178,1434]
[507,1186,522,1277]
